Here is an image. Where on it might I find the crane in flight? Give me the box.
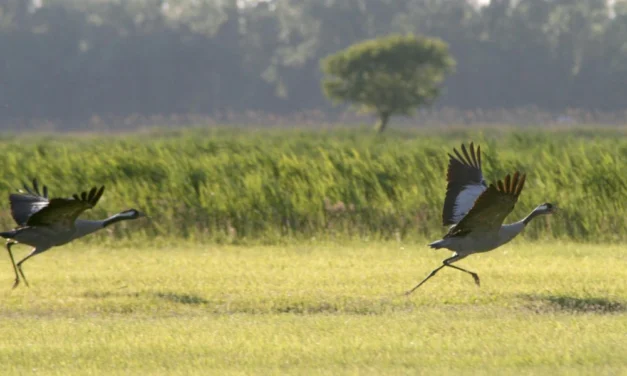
[405,142,557,295]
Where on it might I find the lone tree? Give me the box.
[321,34,455,133]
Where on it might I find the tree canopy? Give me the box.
[321,34,454,132]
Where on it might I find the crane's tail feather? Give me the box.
[428,239,447,250]
[0,230,18,239]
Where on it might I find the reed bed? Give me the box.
[0,126,624,243]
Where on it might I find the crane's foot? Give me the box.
[471,273,480,287]
[12,276,29,289]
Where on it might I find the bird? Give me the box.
[1,178,146,289]
[405,142,557,295]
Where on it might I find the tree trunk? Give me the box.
[375,112,391,133]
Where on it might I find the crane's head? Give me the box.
[103,209,148,227]
[536,202,557,215]
[119,209,147,219]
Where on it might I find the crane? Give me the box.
[405,142,557,295]
[1,179,145,288]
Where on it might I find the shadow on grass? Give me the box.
[83,291,141,299]
[522,294,625,314]
[83,290,208,305]
[81,290,414,314]
[152,292,209,305]
[208,296,418,315]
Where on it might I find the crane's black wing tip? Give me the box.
[495,172,527,197]
[76,185,105,207]
[89,185,105,206]
[446,142,483,183]
[18,178,50,198]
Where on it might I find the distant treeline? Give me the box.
[2,0,627,128]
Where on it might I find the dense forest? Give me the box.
[2,0,627,128]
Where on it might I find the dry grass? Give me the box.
[0,240,625,375]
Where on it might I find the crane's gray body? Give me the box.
[429,221,526,255]
[4,219,107,249]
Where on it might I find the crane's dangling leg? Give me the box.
[404,264,446,295]
[14,249,43,289]
[444,261,480,286]
[6,241,21,289]
[405,254,466,296]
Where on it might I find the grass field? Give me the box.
[1,240,625,375]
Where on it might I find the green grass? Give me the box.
[0,241,625,375]
[0,126,625,243]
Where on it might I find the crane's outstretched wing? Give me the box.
[442,142,488,226]
[444,172,526,238]
[9,178,50,226]
[26,186,105,229]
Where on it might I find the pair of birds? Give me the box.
[1,142,556,292]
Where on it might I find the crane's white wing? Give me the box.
[442,142,487,226]
[445,172,526,238]
[9,179,50,226]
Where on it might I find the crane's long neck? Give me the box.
[498,207,548,246]
[498,221,526,246]
[74,213,136,238]
[102,212,136,227]
[522,207,545,225]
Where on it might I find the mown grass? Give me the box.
[0,241,625,375]
[0,126,625,243]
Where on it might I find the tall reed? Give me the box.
[0,127,624,243]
